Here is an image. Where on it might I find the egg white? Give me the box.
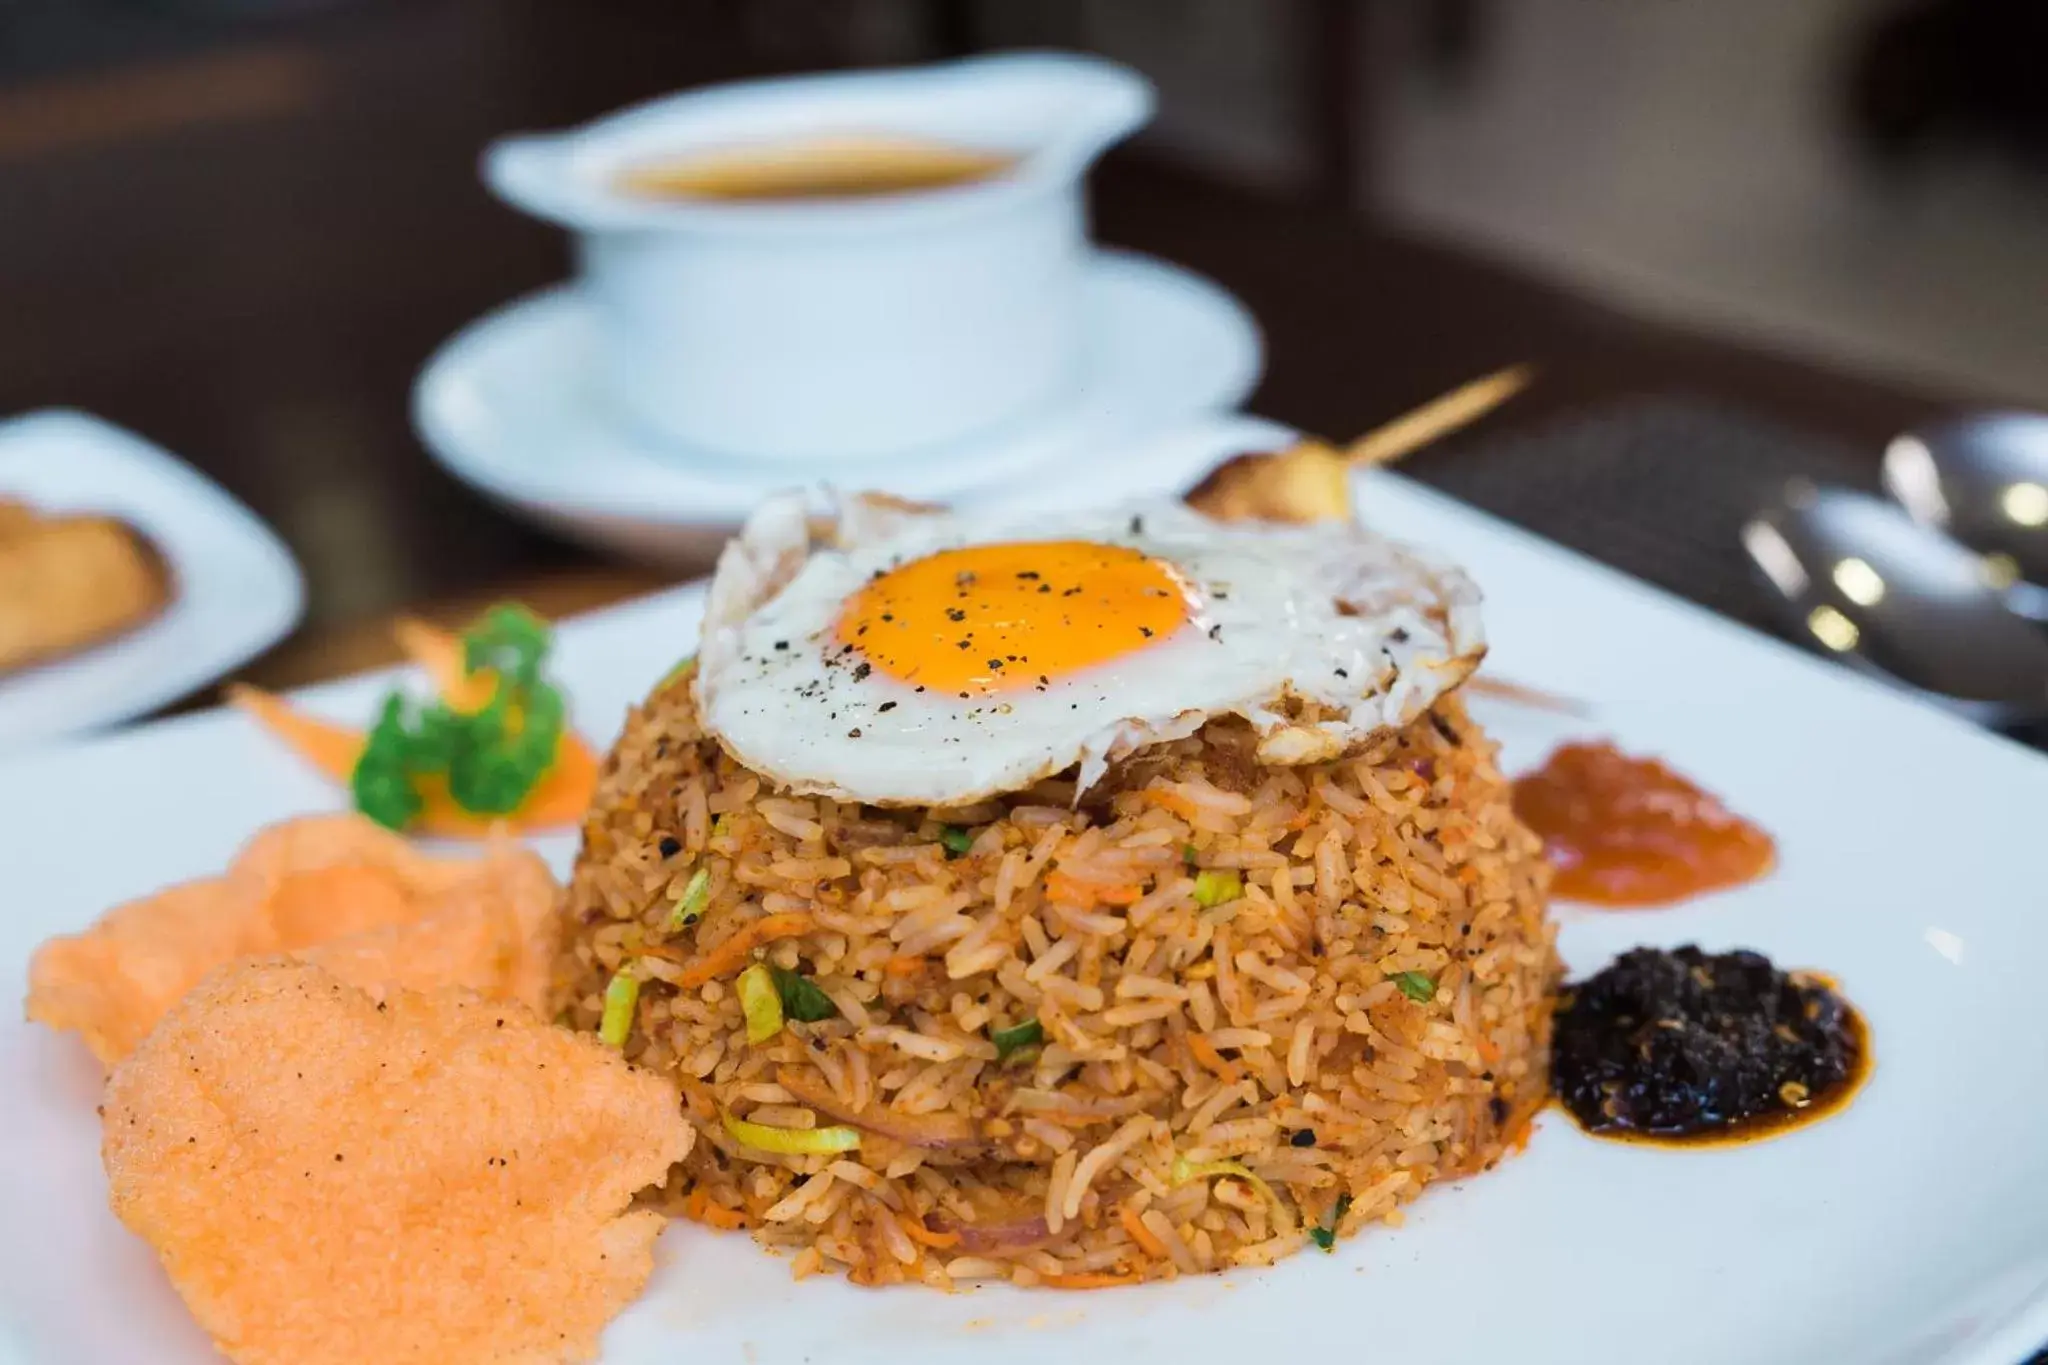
[694,492,1485,807]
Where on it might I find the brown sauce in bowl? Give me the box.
[1512,741,1775,906]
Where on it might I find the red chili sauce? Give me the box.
[1511,741,1774,906]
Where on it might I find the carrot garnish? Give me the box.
[227,604,601,838]
[882,953,928,977]
[230,683,599,838]
[393,618,495,713]
[227,684,361,781]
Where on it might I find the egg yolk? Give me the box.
[835,541,1194,695]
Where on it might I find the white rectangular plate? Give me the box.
[0,411,304,756]
[2,449,2045,1365]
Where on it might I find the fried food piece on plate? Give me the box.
[25,813,559,1066]
[0,507,170,673]
[103,958,692,1365]
[1184,440,1353,524]
[1184,434,1584,717]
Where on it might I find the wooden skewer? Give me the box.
[1346,364,1533,469]
[1350,365,1579,714]
[1466,675,1589,716]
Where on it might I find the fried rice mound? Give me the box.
[102,958,692,1365]
[557,672,1556,1288]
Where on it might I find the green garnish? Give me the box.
[1192,869,1242,909]
[736,963,785,1043]
[723,1111,861,1155]
[445,682,565,815]
[599,967,641,1048]
[346,603,567,831]
[658,653,698,691]
[1182,843,1200,867]
[1391,970,1436,1003]
[939,825,975,859]
[666,867,712,930]
[770,966,838,1023]
[1309,1194,1353,1252]
[462,603,550,691]
[991,1018,1044,1063]
[351,694,427,831]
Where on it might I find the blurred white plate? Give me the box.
[413,249,1262,566]
[5,416,2047,1364]
[0,411,302,755]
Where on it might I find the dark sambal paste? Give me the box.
[1512,741,1774,906]
[1551,945,1866,1144]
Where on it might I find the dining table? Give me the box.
[0,0,2014,699]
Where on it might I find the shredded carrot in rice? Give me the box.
[1145,789,1198,819]
[699,1201,749,1231]
[1038,1271,1140,1290]
[1044,870,1144,908]
[683,1186,750,1230]
[882,954,927,977]
[1188,1033,1243,1084]
[648,914,815,986]
[1118,1204,1167,1259]
[900,1215,960,1249]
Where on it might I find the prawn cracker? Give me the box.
[102,958,692,1365]
[25,814,560,1065]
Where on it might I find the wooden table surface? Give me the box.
[0,0,2004,700]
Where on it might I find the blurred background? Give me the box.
[3,0,2045,688]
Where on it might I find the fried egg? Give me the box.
[693,492,1484,806]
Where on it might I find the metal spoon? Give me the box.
[1883,411,2048,617]
[1741,480,2048,726]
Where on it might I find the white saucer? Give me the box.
[413,249,1262,565]
[0,411,303,756]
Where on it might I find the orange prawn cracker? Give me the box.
[103,958,692,1365]
[26,814,560,1066]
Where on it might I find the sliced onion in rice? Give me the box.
[925,1213,1053,1254]
[776,1066,977,1149]
[1171,1155,1290,1226]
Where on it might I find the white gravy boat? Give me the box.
[485,53,1153,466]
